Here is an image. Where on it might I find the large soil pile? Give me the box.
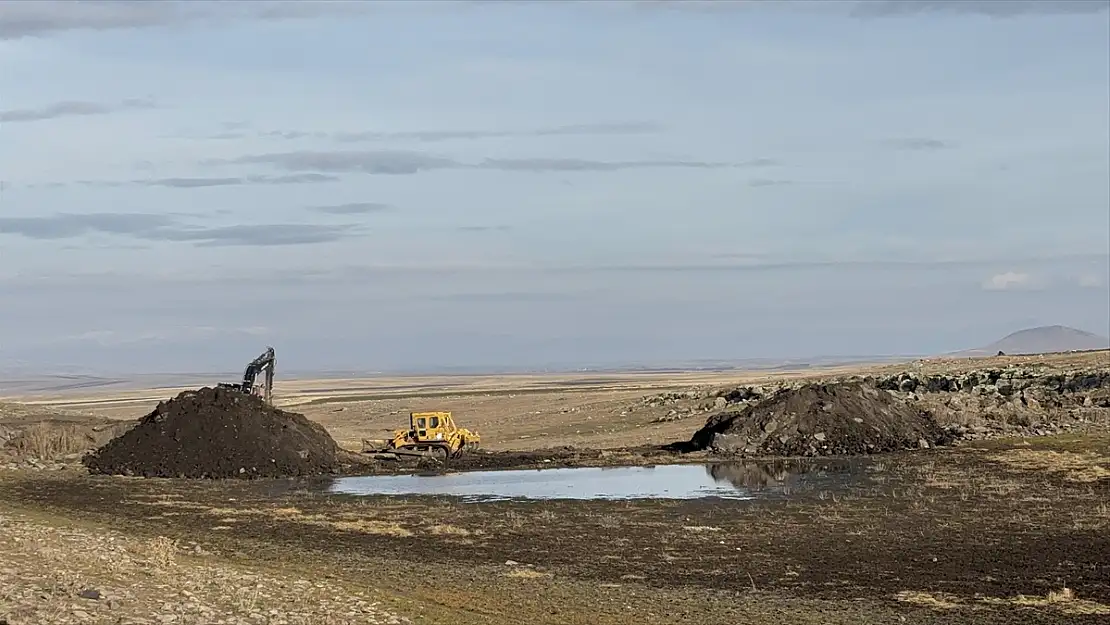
[687,381,952,456]
[83,387,342,478]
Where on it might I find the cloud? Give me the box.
[221,150,760,175]
[307,202,391,215]
[748,178,793,187]
[149,224,359,246]
[0,212,361,246]
[430,292,581,303]
[1077,274,1105,288]
[0,98,156,123]
[59,325,270,347]
[228,150,458,175]
[982,271,1039,291]
[45,174,341,189]
[5,0,1101,42]
[627,0,1110,18]
[848,1,1110,18]
[472,157,738,172]
[0,213,174,239]
[229,121,666,144]
[0,0,372,40]
[457,225,512,233]
[881,137,954,151]
[135,174,340,188]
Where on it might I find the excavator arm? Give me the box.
[219,347,276,405]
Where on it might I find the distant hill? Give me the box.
[958,325,1110,357]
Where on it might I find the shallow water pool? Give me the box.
[326,458,872,502]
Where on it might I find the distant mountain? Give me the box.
[958,325,1110,357]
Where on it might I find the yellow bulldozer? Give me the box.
[363,411,480,461]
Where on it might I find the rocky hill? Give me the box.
[959,325,1109,356]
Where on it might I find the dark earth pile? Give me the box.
[687,381,953,456]
[83,386,341,479]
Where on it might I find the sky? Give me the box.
[0,0,1108,375]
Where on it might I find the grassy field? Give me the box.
[1,351,1109,624]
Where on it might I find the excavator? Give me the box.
[363,411,481,461]
[217,347,276,405]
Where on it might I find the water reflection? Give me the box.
[705,458,868,496]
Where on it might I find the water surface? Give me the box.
[327,458,872,502]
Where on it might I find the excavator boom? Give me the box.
[218,346,276,405]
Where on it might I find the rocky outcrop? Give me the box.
[641,364,1110,447]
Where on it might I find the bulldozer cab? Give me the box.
[410,411,455,442]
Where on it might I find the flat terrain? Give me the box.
[2,350,1109,624]
[8,350,1107,451]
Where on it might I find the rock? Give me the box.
[78,588,102,600]
[714,397,728,409]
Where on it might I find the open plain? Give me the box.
[2,350,1110,624]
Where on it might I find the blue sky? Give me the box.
[1,0,1108,374]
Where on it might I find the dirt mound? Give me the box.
[83,386,342,479]
[687,381,952,456]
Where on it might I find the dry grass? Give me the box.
[8,423,88,460]
[131,499,420,537]
[272,506,304,517]
[588,513,622,529]
[428,524,471,537]
[895,590,963,609]
[981,587,1110,615]
[142,535,179,569]
[535,508,558,522]
[328,519,414,537]
[986,449,1110,483]
[503,510,525,530]
[897,587,1110,616]
[682,525,722,533]
[503,568,552,579]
